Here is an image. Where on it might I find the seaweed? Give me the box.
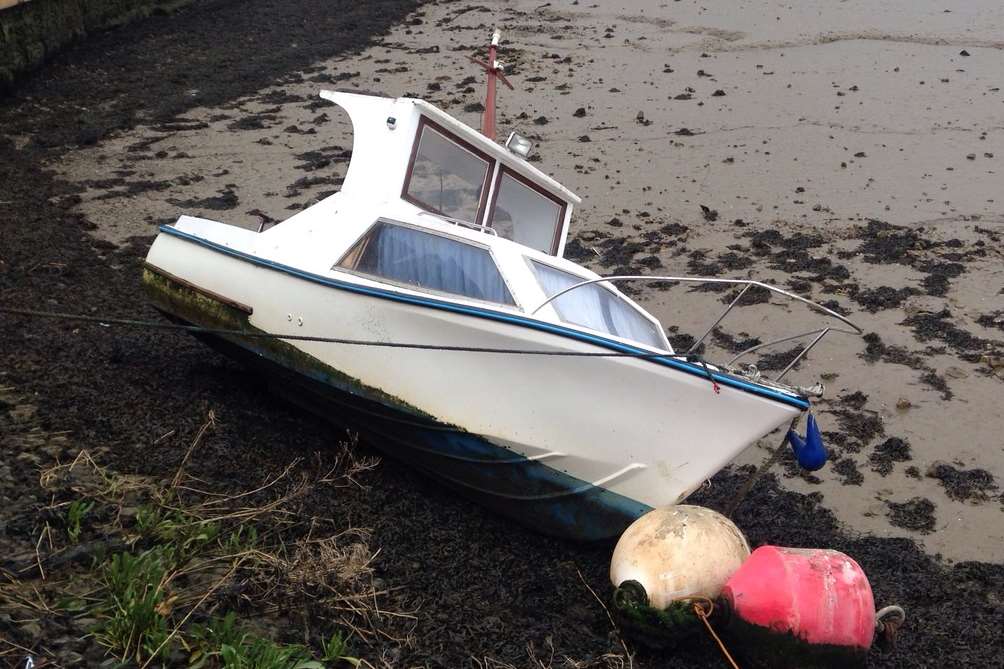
[869,438,911,476]
[926,462,999,502]
[886,498,936,533]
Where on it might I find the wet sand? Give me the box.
[49,0,1004,563]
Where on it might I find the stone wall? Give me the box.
[0,0,194,92]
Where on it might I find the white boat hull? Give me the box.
[144,226,805,539]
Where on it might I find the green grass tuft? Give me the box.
[66,498,94,543]
[93,547,174,663]
[188,611,343,668]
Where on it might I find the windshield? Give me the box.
[489,170,564,254]
[530,261,665,348]
[403,121,490,222]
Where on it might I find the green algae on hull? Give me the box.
[140,266,440,422]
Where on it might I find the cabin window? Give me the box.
[403,120,491,223]
[489,169,564,255]
[530,260,664,348]
[337,221,516,306]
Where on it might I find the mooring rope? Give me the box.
[662,596,740,669]
[0,305,720,365]
[723,415,801,518]
[691,600,740,669]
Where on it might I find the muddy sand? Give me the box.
[1,0,1003,666]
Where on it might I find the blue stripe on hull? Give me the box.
[188,321,651,541]
[159,225,811,411]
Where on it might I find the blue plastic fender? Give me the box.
[787,414,828,471]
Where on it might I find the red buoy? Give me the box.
[720,546,876,667]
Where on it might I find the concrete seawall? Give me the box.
[0,0,193,92]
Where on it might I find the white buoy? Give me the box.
[610,505,750,609]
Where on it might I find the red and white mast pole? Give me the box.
[483,30,500,140]
[469,29,514,141]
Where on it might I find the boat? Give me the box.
[142,32,862,540]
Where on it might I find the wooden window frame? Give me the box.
[401,116,494,224]
[487,166,567,256]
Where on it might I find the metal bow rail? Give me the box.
[531,275,863,383]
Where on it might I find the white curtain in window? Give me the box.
[534,261,607,329]
[358,223,514,305]
[532,261,663,348]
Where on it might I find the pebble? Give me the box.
[982,354,1004,374]
[58,651,85,666]
[19,621,43,640]
[72,617,101,632]
[944,366,968,379]
[85,645,107,663]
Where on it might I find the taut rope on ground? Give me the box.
[0,306,722,368]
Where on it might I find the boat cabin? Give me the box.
[171,90,672,352]
[321,90,579,256]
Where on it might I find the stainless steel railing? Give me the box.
[530,275,863,383]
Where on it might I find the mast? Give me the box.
[468,29,513,141]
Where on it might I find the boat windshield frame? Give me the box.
[400,112,571,256]
[487,165,566,255]
[401,116,494,224]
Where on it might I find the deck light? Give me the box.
[505,131,533,158]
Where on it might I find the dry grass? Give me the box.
[286,530,376,588]
[1,403,408,666]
